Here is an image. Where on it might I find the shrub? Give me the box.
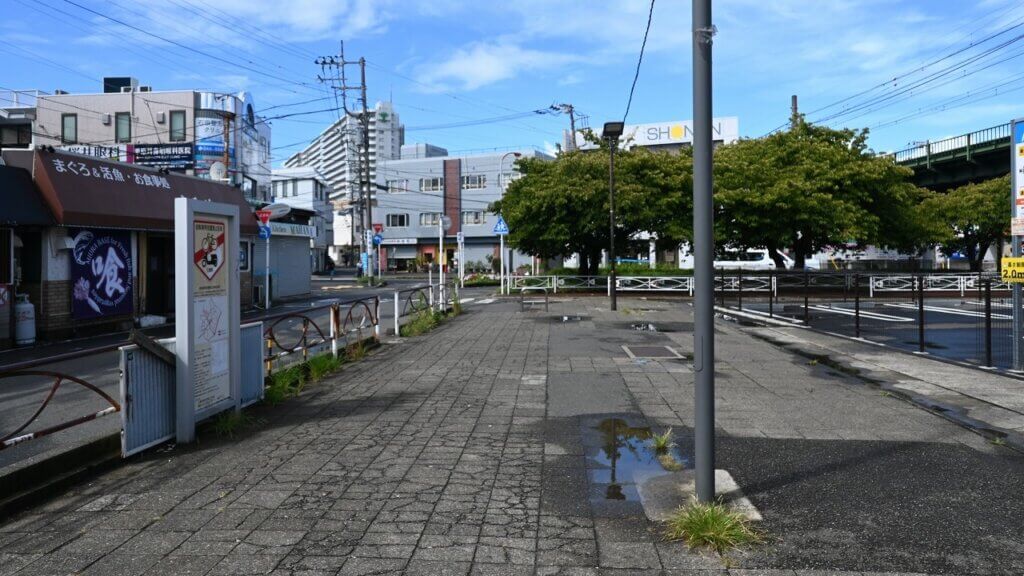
[663,501,762,554]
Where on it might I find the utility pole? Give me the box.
[790,94,799,127]
[221,110,234,184]
[692,0,716,503]
[557,103,577,151]
[360,57,375,283]
[316,44,374,280]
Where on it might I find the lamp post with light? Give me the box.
[602,122,624,311]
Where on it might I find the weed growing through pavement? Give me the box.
[664,500,762,554]
[657,453,684,471]
[308,353,343,381]
[651,428,676,453]
[346,340,367,361]
[211,411,262,438]
[400,309,449,337]
[991,436,1007,446]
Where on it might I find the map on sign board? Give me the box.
[192,217,230,411]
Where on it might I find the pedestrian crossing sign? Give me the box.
[493,215,509,235]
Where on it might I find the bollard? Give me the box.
[265,334,274,375]
[803,270,809,324]
[330,304,339,358]
[985,278,993,367]
[917,275,925,353]
[737,268,743,310]
[854,274,861,339]
[394,290,400,337]
[374,296,381,340]
[768,271,774,318]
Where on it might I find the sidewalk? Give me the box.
[1,297,1023,575]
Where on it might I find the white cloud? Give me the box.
[418,41,584,91]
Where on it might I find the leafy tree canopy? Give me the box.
[921,174,1009,272]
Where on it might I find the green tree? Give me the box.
[493,143,693,275]
[921,175,1009,272]
[713,118,927,268]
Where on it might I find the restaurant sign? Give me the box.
[70,229,133,319]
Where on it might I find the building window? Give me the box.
[61,113,77,144]
[387,179,409,193]
[386,213,409,227]
[461,175,486,189]
[419,177,443,192]
[498,172,521,189]
[461,211,484,225]
[169,110,186,141]
[115,112,131,143]
[419,212,441,226]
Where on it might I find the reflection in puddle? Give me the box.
[589,419,691,501]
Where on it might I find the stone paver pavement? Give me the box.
[1,297,1023,575]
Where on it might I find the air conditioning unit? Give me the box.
[101,113,111,125]
[138,86,152,92]
[156,111,165,124]
[120,86,133,93]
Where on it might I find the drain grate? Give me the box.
[622,345,684,359]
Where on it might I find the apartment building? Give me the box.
[32,77,272,205]
[375,145,550,272]
[282,102,403,263]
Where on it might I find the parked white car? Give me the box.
[713,249,789,270]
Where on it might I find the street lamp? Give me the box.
[602,121,624,311]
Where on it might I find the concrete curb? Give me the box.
[0,433,122,519]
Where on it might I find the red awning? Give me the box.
[32,150,259,234]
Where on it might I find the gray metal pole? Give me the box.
[609,139,618,311]
[692,0,716,503]
[1013,119,1023,370]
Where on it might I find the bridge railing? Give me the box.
[893,123,1011,163]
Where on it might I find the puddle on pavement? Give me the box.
[587,419,691,502]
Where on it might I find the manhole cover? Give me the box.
[622,345,684,359]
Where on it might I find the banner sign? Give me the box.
[129,143,194,169]
[70,229,133,319]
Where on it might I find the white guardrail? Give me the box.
[507,274,1008,297]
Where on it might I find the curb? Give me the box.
[0,433,122,519]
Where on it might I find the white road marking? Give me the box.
[459,298,476,304]
[809,304,914,322]
[884,302,1012,320]
[474,298,496,305]
[735,307,804,324]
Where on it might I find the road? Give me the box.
[734,295,1015,369]
[0,276,495,474]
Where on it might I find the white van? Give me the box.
[713,249,789,270]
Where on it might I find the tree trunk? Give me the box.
[995,235,1004,273]
[765,242,787,269]
[966,242,983,272]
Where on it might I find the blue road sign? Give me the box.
[258,225,271,240]
[493,215,509,235]
[373,233,383,246]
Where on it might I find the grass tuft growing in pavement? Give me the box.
[663,501,762,554]
[401,310,446,337]
[651,428,676,453]
[308,353,343,381]
[211,411,262,438]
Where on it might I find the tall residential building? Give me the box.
[282,102,403,263]
[32,77,272,205]
[271,166,334,271]
[375,145,551,272]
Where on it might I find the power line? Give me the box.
[59,0,319,94]
[623,0,656,123]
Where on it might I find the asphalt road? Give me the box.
[0,277,495,475]
[734,296,1015,369]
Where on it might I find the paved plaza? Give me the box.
[2,297,1023,575]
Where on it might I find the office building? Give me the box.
[271,167,334,271]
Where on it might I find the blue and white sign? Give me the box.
[258,225,271,240]
[373,233,383,246]
[360,252,369,271]
[493,215,509,235]
[456,231,464,244]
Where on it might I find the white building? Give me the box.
[375,145,550,272]
[568,117,740,152]
[32,77,272,205]
[283,102,403,264]
[271,167,334,272]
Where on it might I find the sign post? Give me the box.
[457,231,465,288]
[493,215,509,294]
[1012,118,1024,370]
[174,198,241,443]
[256,209,272,310]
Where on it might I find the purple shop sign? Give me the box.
[70,229,133,319]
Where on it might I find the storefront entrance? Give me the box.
[144,234,175,316]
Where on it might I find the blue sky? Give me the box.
[3,0,1024,165]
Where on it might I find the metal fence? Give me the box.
[390,281,459,336]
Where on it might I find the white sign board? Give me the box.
[175,198,241,443]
